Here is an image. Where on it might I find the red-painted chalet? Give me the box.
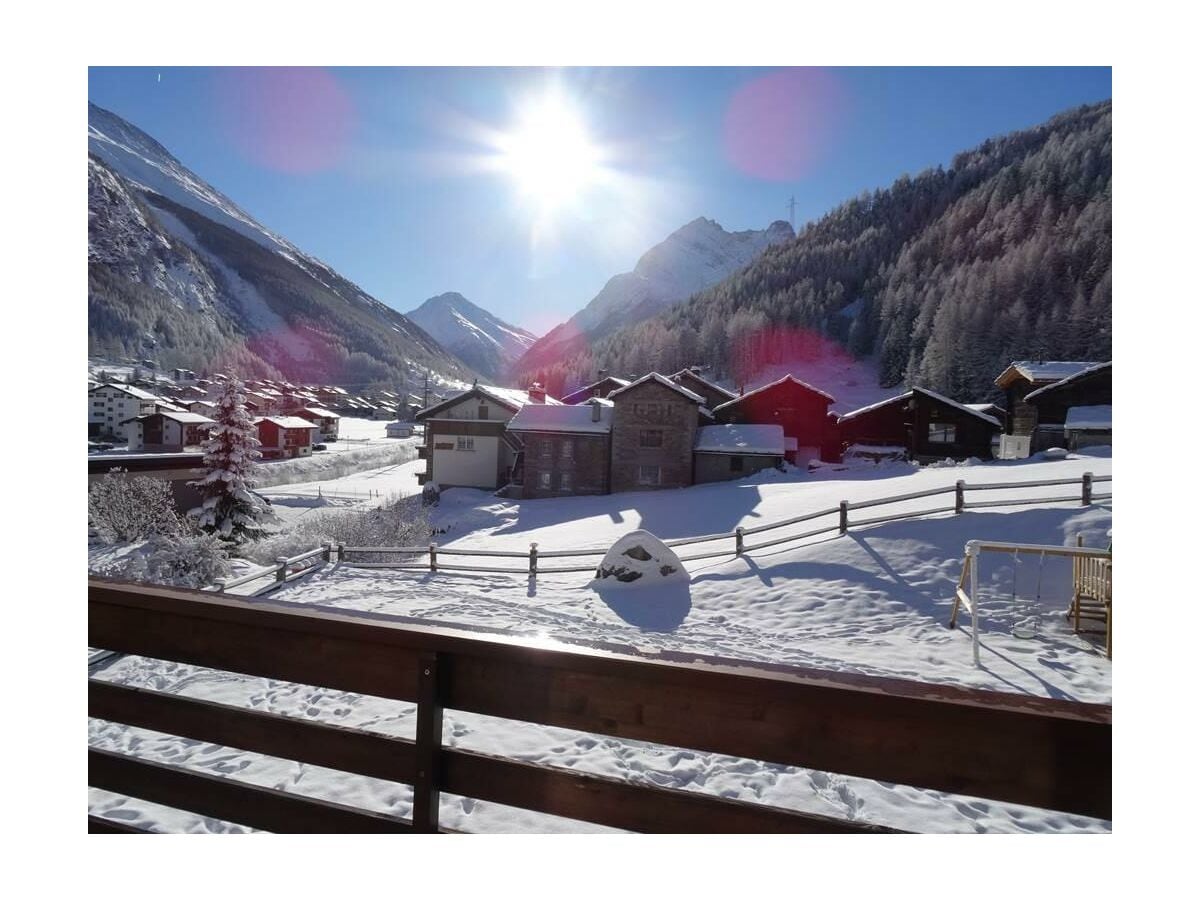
[711,375,839,465]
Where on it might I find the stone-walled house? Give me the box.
[693,424,785,483]
[608,374,704,492]
[506,399,613,498]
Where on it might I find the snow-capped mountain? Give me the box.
[405,293,537,382]
[88,103,472,387]
[512,217,794,381]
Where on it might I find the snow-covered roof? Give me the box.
[995,360,1100,388]
[415,384,562,420]
[1024,361,1112,401]
[838,388,1001,428]
[694,424,786,456]
[670,369,738,401]
[608,372,705,404]
[507,403,613,434]
[1065,405,1112,430]
[159,410,214,425]
[711,374,835,414]
[562,376,632,403]
[965,403,1005,414]
[259,416,321,430]
[90,383,159,400]
[301,406,341,419]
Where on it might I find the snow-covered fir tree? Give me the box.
[189,378,277,543]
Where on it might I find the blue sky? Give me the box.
[88,67,1111,334]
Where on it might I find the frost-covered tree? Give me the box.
[189,378,277,543]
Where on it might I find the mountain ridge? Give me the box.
[87,103,473,389]
[405,292,537,382]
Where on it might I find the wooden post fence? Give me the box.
[955,480,965,514]
[735,527,744,556]
[529,542,538,579]
[839,501,849,535]
[429,542,438,573]
[1082,472,1093,506]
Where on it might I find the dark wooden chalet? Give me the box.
[1023,361,1112,452]
[838,388,1002,463]
[560,374,632,405]
[994,361,1100,439]
[669,368,738,413]
[505,400,613,499]
[711,374,838,465]
[608,374,703,492]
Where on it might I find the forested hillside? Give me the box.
[522,101,1111,401]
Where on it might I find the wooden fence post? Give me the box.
[735,527,744,556]
[322,542,332,563]
[1081,472,1093,506]
[336,542,345,564]
[429,542,438,573]
[955,480,966,514]
[275,557,288,583]
[839,501,849,535]
[412,652,444,833]
[529,542,538,579]
[214,579,226,593]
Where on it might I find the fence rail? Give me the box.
[210,472,1112,593]
[88,578,1112,833]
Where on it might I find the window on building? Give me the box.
[637,465,661,486]
[456,436,475,451]
[639,429,663,448]
[539,472,551,489]
[928,423,957,444]
[478,405,489,420]
[560,440,573,460]
[730,455,744,473]
[559,472,573,492]
[540,440,552,459]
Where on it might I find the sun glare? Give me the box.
[496,94,603,213]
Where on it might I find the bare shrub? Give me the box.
[88,471,183,543]
[248,494,430,566]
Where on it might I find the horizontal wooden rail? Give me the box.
[88,814,153,834]
[852,505,958,529]
[740,506,840,537]
[962,477,1088,491]
[89,748,413,833]
[90,578,1112,830]
[964,495,1081,510]
[741,525,839,554]
[847,485,954,511]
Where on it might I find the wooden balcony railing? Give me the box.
[88,577,1112,833]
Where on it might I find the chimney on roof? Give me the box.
[591,401,602,422]
[529,382,546,404]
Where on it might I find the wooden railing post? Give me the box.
[955,480,965,514]
[412,653,444,833]
[322,542,332,563]
[336,542,345,564]
[839,501,849,535]
[1081,472,1093,506]
[429,542,438,573]
[735,527,744,556]
[529,542,538,579]
[275,557,288,583]
[213,579,226,593]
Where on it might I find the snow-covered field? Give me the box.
[89,448,1112,834]
[257,458,425,525]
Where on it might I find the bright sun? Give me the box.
[496,94,602,213]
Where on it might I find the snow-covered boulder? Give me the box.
[594,530,688,585]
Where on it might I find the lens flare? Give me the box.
[723,68,847,181]
[213,68,355,174]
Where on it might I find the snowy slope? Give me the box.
[514,217,795,378]
[405,292,537,381]
[88,105,470,385]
